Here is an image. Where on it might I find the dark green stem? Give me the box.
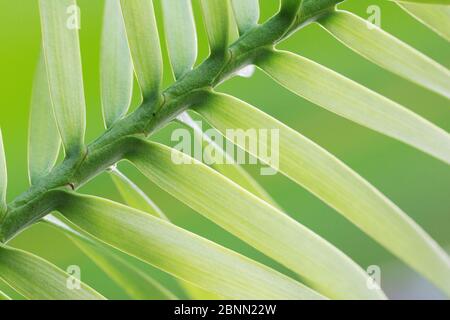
[0,0,342,243]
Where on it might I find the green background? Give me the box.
[0,0,449,299]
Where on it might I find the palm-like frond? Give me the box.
[0,0,449,300]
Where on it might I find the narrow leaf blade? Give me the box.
[319,10,450,98]
[398,2,450,42]
[39,0,86,156]
[177,112,277,206]
[231,0,259,35]
[0,130,6,215]
[109,168,221,300]
[58,192,322,300]
[0,246,104,300]
[161,0,197,79]
[75,238,177,300]
[257,50,450,164]
[44,215,176,300]
[101,0,133,128]
[28,54,61,185]
[120,0,163,101]
[128,140,385,299]
[200,0,233,54]
[195,92,450,297]
[0,290,10,300]
[110,169,167,219]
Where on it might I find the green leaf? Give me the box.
[127,139,385,299]
[58,191,322,300]
[392,0,450,4]
[398,2,450,42]
[0,290,10,300]
[101,0,133,128]
[0,129,6,216]
[161,0,197,79]
[120,0,163,101]
[44,215,177,300]
[282,0,342,39]
[28,54,61,185]
[109,167,221,300]
[257,50,450,164]
[177,112,277,206]
[39,0,86,156]
[0,245,104,300]
[231,0,259,35]
[281,0,302,10]
[194,92,450,297]
[200,0,234,54]
[110,168,167,219]
[75,238,177,300]
[319,10,450,99]
[112,151,273,300]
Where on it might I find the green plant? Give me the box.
[0,0,449,300]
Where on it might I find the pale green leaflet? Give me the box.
[0,0,448,300]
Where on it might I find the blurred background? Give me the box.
[0,0,449,299]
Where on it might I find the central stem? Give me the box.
[0,0,342,243]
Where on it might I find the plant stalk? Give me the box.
[0,0,342,243]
